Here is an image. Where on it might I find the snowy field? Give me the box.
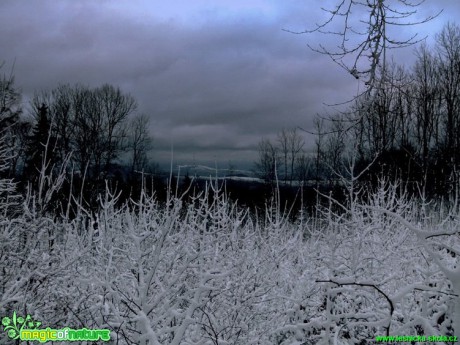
[1,178,459,345]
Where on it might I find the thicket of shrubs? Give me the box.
[1,146,460,344]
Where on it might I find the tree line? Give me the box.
[254,23,460,200]
[4,22,460,219]
[0,76,155,217]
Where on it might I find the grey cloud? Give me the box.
[0,0,456,169]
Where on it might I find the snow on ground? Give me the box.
[1,180,458,344]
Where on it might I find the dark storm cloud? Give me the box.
[0,0,457,169]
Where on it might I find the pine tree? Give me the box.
[23,104,57,184]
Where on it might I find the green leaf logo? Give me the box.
[1,317,11,327]
[1,312,42,340]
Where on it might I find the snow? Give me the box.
[1,176,459,344]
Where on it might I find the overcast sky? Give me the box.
[1,0,458,171]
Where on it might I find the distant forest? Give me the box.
[2,23,460,219]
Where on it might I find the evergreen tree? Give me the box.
[23,104,57,183]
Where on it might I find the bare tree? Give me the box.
[79,84,136,179]
[289,0,440,88]
[32,84,137,180]
[436,23,460,159]
[296,152,312,185]
[255,138,279,184]
[356,63,409,156]
[0,64,21,128]
[278,128,306,185]
[288,128,304,185]
[314,118,326,183]
[277,129,289,184]
[412,42,440,173]
[128,113,152,174]
[50,84,77,160]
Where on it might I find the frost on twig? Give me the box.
[0,131,20,218]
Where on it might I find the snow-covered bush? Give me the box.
[1,173,459,344]
[272,178,459,345]
[0,130,20,218]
